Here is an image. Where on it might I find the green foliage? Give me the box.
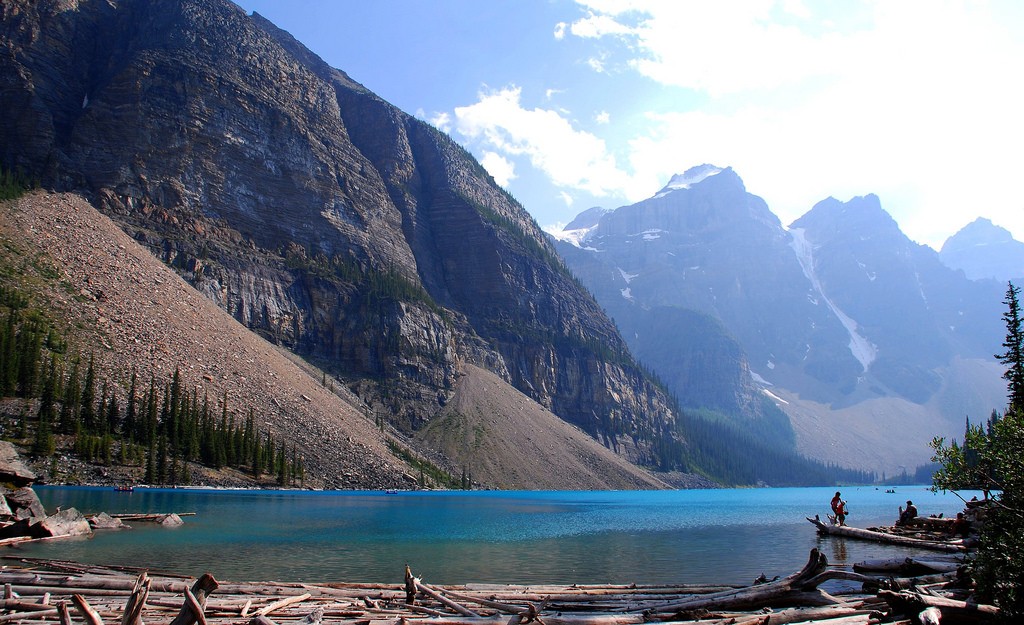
[385,439,457,488]
[679,408,874,486]
[931,281,1024,617]
[1,284,300,485]
[0,167,31,201]
[997,283,1024,410]
[284,247,443,316]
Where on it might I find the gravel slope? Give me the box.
[3,192,414,489]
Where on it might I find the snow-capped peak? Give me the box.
[546,206,608,248]
[547,222,599,248]
[654,164,723,198]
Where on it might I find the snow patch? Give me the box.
[750,371,771,385]
[761,389,790,403]
[641,229,664,241]
[617,268,639,284]
[546,223,597,248]
[790,228,877,371]
[621,288,633,301]
[654,165,723,198]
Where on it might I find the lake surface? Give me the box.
[28,485,976,586]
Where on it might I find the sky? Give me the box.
[233,0,1024,250]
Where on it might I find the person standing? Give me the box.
[830,491,847,526]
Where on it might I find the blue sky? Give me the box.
[234,0,1024,250]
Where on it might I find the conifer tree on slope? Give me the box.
[932,281,1024,616]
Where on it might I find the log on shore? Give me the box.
[806,515,966,552]
[879,589,999,621]
[639,548,836,614]
[852,557,960,575]
[0,552,1000,625]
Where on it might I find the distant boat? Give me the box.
[114,485,134,492]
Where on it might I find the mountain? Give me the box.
[554,166,1008,474]
[2,191,669,489]
[791,195,1001,401]
[0,0,687,486]
[939,218,1024,283]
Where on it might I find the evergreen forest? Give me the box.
[0,284,303,487]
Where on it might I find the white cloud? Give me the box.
[452,86,633,197]
[560,0,1024,247]
[559,191,574,207]
[569,12,637,39]
[480,151,516,187]
[594,110,610,124]
[553,21,567,40]
[429,111,451,132]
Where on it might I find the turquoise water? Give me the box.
[27,485,976,585]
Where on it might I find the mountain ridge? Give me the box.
[1,190,677,489]
[0,0,705,485]
[554,165,1008,474]
[940,217,1024,283]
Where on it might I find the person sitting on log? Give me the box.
[897,500,918,526]
[950,512,971,538]
[829,491,848,526]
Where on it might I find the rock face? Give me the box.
[35,508,91,538]
[6,487,45,520]
[0,441,36,486]
[88,512,127,530]
[0,0,681,473]
[790,195,1002,403]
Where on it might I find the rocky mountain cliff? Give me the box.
[2,191,671,489]
[0,0,685,481]
[554,166,1008,474]
[939,218,1024,283]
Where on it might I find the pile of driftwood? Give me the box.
[0,548,998,625]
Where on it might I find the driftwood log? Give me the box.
[806,515,966,552]
[0,551,1000,625]
[879,589,999,622]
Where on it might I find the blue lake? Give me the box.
[28,485,976,585]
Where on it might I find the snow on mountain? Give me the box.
[789,227,878,371]
[654,164,723,198]
[547,222,598,248]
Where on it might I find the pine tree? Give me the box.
[123,369,138,439]
[157,434,169,484]
[59,354,80,434]
[15,315,44,398]
[105,390,120,436]
[79,354,97,433]
[996,282,1024,412]
[265,431,275,475]
[932,281,1024,616]
[251,421,262,480]
[145,440,156,484]
[33,355,57,456]
[144,376,158,445]
[290,444,298,487]
[36,355,58,426]
[277,445,287,486]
